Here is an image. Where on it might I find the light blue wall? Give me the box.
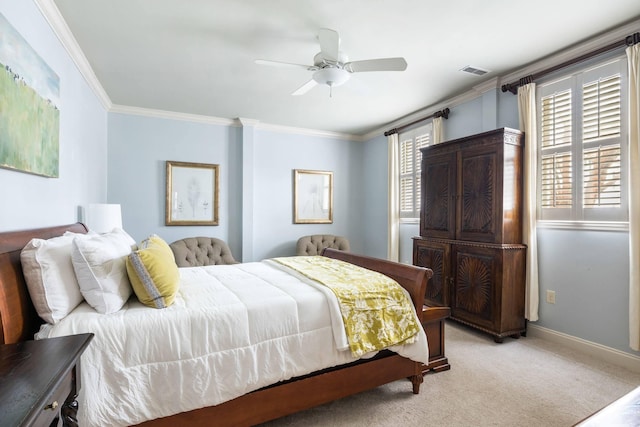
[537,228,632,351]
[361,134,388,260]
[251,129,364,261]
[0,1,107,231]
[106,115,362,262]
[107,113,237,247]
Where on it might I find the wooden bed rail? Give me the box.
[322,248,432,314]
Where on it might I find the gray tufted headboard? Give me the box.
[170,237,238,267]
[296,235,350,256]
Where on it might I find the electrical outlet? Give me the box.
[546,290,556,304]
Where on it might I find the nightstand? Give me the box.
[0,333,93,427]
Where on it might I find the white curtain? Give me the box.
[387,133,400,262]
[433,116,444,144]
[517,83,540,322]
[627,44,640,351]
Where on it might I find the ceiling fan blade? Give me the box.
[345,57,408,73]
[292,79,318,96]
[255,59,317,71]
[318,28,339,62]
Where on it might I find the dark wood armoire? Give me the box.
[412,127,527,342]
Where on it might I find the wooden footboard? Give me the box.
[139,250,434,426]
[0,224,437,427]
[137,352,420,427]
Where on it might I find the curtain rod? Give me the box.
[502,31,640,94]
[384,108,450,137]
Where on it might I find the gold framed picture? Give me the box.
[165,161,219,226]
[293,169,333,224]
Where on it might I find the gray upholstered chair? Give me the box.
[296,234,350,256]
[169,237,238,267]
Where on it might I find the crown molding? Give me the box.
[109,105,360,141]
[363,87,483,141]
[254,122,363,141]
[110,104,237,126]
[35,0,639,142]
[473,76,500,94]
[34,0,112,110]
[364,20,640,142]
[499,18,640,87]
[237,117,260,127]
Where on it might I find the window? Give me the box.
[399,123,432,219]
[537,57,628,223]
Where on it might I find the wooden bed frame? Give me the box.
[0,223,441,427]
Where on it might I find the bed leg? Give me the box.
[410,374,423,394]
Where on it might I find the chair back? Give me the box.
[296,235,350,256]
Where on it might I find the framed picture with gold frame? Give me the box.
[293,169,333,224]
[165,160,219,226]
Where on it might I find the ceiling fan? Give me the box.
[255,28,407,97]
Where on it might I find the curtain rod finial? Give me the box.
[626,32,640,46]
[502,83,518,95]
[434,108,450,119]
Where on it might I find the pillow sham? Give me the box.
[126,235,180,309]
[21,232,90,324]
[71,228,136,314]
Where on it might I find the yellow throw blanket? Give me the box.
[272,256,421,357]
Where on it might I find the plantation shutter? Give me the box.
[399,124,433,219]
[539,84,573,219]
[582,74,622,210]
[414,132,431,214]
[399,138,414,214]
[537,57,627,223]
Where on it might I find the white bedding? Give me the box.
[37,261,429,427]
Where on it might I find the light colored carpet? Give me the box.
[260,321,640,426]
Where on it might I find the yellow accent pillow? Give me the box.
[126,235,179,308]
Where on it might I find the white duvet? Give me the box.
[37,261,428,427]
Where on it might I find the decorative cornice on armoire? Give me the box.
[34,0,112,110]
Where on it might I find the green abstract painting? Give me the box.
[0,12,60,178]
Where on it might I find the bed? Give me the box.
[0,223,437,427]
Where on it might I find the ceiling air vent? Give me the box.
[460,65,490,76]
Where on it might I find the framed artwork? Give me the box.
[0,13,60,178]
[165,161,219,226]
[293,169,333,224]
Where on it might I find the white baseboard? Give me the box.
[527,324,640,373]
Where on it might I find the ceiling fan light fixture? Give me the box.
[312,67,350,87]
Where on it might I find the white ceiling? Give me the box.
[48,0,640,136]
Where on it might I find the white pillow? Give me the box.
[21,232,90,324]
[71,228,136,314]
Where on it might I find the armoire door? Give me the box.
[449,244,500,332]
[413,238,450,307]
[456,144,501,243]
[420,151,456,239]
